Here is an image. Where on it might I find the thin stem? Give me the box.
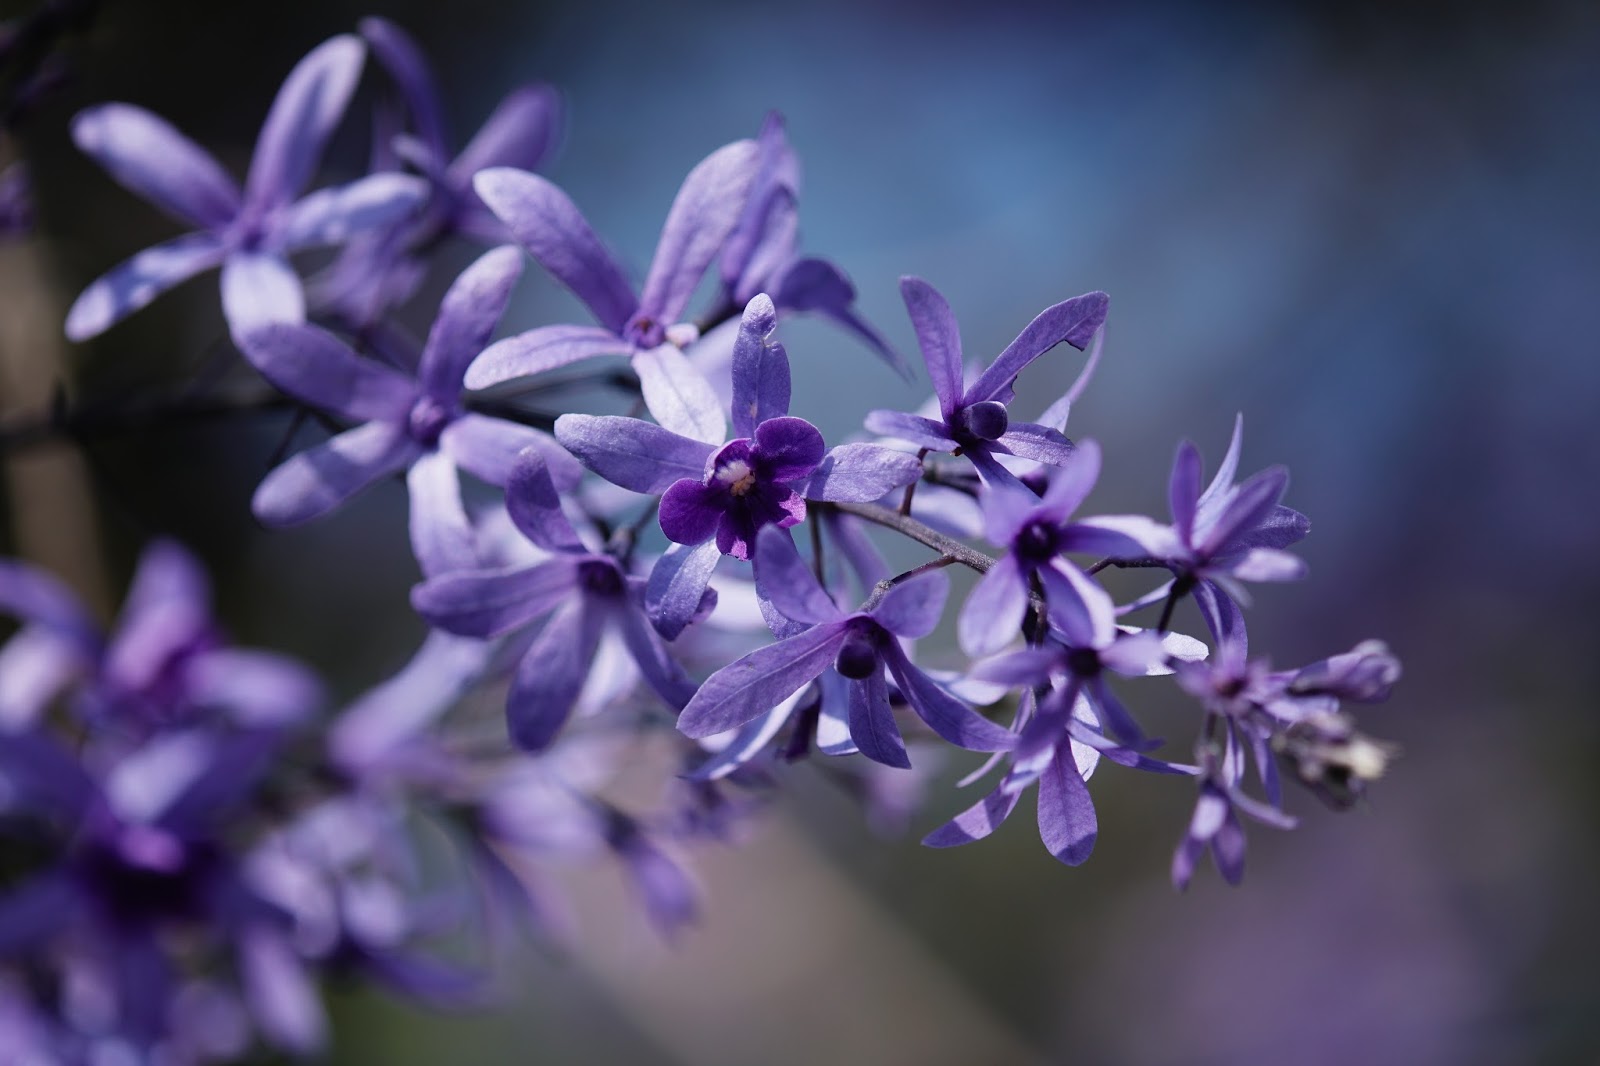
[1156,585,1181,634]
[861,555,958,612]
[828,500,997,575]
[897,448,930,516]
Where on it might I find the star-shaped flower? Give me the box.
[65,35,426,342]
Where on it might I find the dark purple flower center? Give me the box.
[1065,648,1103,678]
[957,400,1009,443]
[76,834,220,929]
[1015,519,1059,563]
[624,313,666,349]
[834,635,879,680]
[408,395,455,447]
[578,558,625,598]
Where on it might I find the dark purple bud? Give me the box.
[624,313,666,349]
[834,635,878,680]
[958,400,1009,442]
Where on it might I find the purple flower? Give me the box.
[0,728,327,1054]
[239,245,581,577]
[555,294,920,636]
[312,18,562,328]
[462,137,759,437]
[0,540,322,734]
[1171,775,1297,890]
[411,450,697,751]
[865,277,1107,485]
[678,527,1015,768]
[65,35,427,342]
[958,440,1130,658]
[1083,415,1311,648]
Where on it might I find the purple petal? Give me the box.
[958,554,1029,657]
[103,539,210,692]
[1198,413,1246,509]
[71,103,239,230]
[1084,674,1152,750]
[1198,466,1290,558]
[245,34,366,209]
[503,448,585,552]
[863,409,956,452]
[614,605,698,710]
[464,324,633,391]
[1036,437,1101,525]
[277,173,426,250]
[1064,514,1182,560]
[220,251,305,337]
[637,138,760,324]
[418,245,524,400]
[1038,559,1116,648]
[181,647,322,727]
[723,113,799,288]
[0,628,86,729]
[847,669,910,769]
[776,258,912,379]
[411,559,576,638]
[440,414,582,490]
[1036,748,1097,866]
[235,322,416,421]
[1227,547,1307,582]
[407,450,477,578]
[252,421,419,526]
[801,443,922,502]
[979,482,1041,548]
[472,167,636,333]
[753,416,825,482]
[506,601,605,751]
[964,291,1109,406]
[330,630,491,771]
[1192,579,1249,653]
[448,85,563,184]
[677,621,848,739]
[645,539,722,640]
[923,783,1021,847]
[687,692,800,781]
[554,413,714,494]
[881,643,1014,752]
[615,832,700,939]
[899,276,964,418]
[0,732,95,821]
[0,559,99,643]
[728,293,790,437]
[658,479,724,547]
[1232,504,1311,552]
[64,232,226,341]
[240,925,327,1053]
[994,422,1075,465]
[358,17,448,155]
[1168,440,1203,541]
[869,570,949,639]
[634,344,726,445]
[0,872,79,956]
[752,525,841,626]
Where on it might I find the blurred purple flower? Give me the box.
[64,34,426,342]
[0,540,322,734]
[239,246,581,576]
[0,163,31,240]
[411,450,697,751]
[865,277,1107,486]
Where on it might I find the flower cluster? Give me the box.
[0,16,1401,1062]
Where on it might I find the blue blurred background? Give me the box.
[6,0,1600,1062]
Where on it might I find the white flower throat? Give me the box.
[716,458,757,496]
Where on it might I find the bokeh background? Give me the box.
[4,0,1599,1062]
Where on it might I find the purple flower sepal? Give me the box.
[463,137,761,436]
[1083,415,1311,649]
[240,245,581,577]
[0,540,322,734]
[64,34,427,342]
[556,294,920,638]
[411,450,699,752]
[865,277,1107,487]
[678,527,1015,768]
